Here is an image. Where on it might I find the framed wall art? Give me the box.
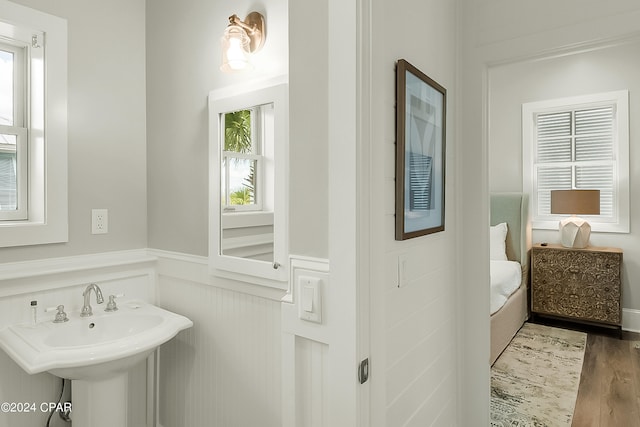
[395,59,446,240]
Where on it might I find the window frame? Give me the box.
[523,90,629,233]
[0,1,68,247]
[0,40,28,220]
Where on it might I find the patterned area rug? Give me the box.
[491,323,587,427]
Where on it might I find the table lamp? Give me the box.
[550,189,600,248]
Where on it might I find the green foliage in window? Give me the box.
[224,109,256,205]
[224,110,252,153]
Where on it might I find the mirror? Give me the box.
[220,104,275,261]
[209,82,288,286]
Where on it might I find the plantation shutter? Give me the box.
[534,105,615,220]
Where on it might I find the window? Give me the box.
[0,1,68,247]
[523,91,629,233]
[0,41,27,220]
[221,106,267,212]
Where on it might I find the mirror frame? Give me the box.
[208,81,289,287]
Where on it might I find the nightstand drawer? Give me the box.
[531,244,622,326]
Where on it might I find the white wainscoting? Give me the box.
[0,250,157,427]
[151,249,284,427]
[294,337,329,427]
[0,249,339,427]
[281,256,332,427]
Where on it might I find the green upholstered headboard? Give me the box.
[490,193,530,266]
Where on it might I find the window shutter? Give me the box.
[534,105,615,219]
[536,112,571,157]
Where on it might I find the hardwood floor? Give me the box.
[572,330,640,427]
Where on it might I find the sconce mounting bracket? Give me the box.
[229,11,266,53]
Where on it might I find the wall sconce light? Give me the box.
[220,12,266,73]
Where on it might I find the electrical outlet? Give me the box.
[91,209,108,234]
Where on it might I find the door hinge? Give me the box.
[358,358,369,384]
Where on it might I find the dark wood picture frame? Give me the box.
[395,59,446,240]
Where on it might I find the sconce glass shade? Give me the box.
[220,25,251,72]
[220,12,265,73]
[551,189,600,248]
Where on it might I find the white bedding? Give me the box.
[490,260,522,315]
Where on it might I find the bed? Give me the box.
[490,193,531,365]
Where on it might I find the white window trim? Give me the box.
[0,1,68,247]
[523,90,629,233]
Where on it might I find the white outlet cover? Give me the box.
[91,209,108,234]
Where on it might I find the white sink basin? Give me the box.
[0,300,192,380]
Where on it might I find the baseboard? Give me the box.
[622,308,640,333]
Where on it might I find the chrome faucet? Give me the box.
[80,283,104,317]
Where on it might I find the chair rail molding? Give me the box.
[0,249,156,298]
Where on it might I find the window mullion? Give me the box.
[223,153,230,205]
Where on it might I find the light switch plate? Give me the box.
[398,253,409,287]
[298,275,322,323]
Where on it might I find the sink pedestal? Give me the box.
[72,373,128,427]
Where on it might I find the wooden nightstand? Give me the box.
[531,243,622,332]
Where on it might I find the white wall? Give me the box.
[2,0,148,263]
[368,0,459,425]
[458,3,492,424]
[288,0,328,259]
[489,40,640,315]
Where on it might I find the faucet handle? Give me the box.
[105,295,120,312]
[45,305,69,323]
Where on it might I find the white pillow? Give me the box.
[490,222,508,261]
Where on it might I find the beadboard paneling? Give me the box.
[156,275,282,427]
[295,337,328,427]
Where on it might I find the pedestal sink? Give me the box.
[0,300,192,427]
